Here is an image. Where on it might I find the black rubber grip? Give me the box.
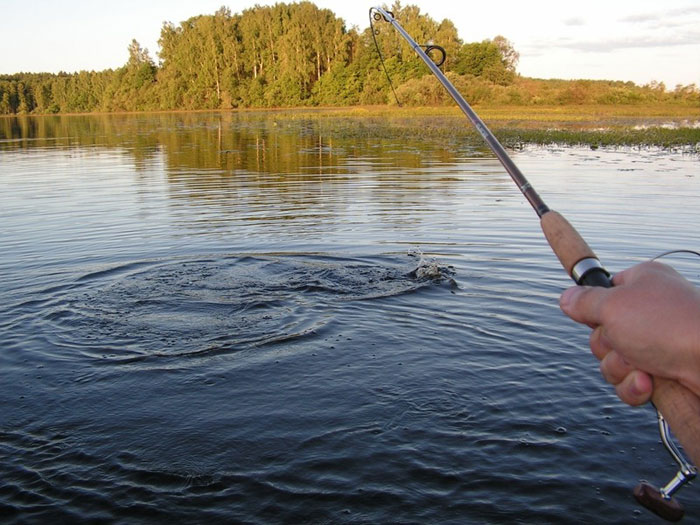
[579,267,612,288]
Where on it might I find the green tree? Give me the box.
[158,9,242,109]
[16,82,32,113]
[0,82,13,114]
[492,36,519,73]
[104,39,157,111]
[454,37,516,85]
[312,63,361,105]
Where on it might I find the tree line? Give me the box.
[1,1,698,115]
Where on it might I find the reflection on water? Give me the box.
[1,112,699,523]
[0,112,482,174]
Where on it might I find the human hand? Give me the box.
[559,261,700,406]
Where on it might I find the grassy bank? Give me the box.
[300,104,700,151]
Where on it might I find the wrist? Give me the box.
[687,324,700,397]
[678,295,700,398]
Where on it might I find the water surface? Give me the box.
[1,113,699,523]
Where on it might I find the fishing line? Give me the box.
[652,249,700,262]
[369,10,401,106]
[370,9,446,108]
[370,6,697,521]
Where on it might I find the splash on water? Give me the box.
[407,248,457,287]
[34,253,456,363]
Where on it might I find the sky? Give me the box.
[2,0,699,88]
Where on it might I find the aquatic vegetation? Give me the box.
[492,126,700,151]
[303,106,700,151]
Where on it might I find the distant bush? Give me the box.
[385,73,700,108]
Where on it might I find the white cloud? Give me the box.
[563,17,586,27]
[556,31,700,53]
[619,5,700,23]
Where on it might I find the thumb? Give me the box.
[559,285,611,327]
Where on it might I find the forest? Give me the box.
[1,1,698,115]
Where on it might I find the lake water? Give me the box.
[1,112,699,523]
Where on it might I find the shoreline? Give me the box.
[2,103,700,121]
[2,105,699,150]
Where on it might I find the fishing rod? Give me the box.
[369,6,698,522]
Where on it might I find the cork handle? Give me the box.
[540,210,596,278]
[541,209,700,466]
[653,377,700,466]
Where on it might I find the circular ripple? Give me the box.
[39,254,455,362]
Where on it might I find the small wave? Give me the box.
[0,428,229,523]
[75,259,171,283]
[32,253,455,363]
